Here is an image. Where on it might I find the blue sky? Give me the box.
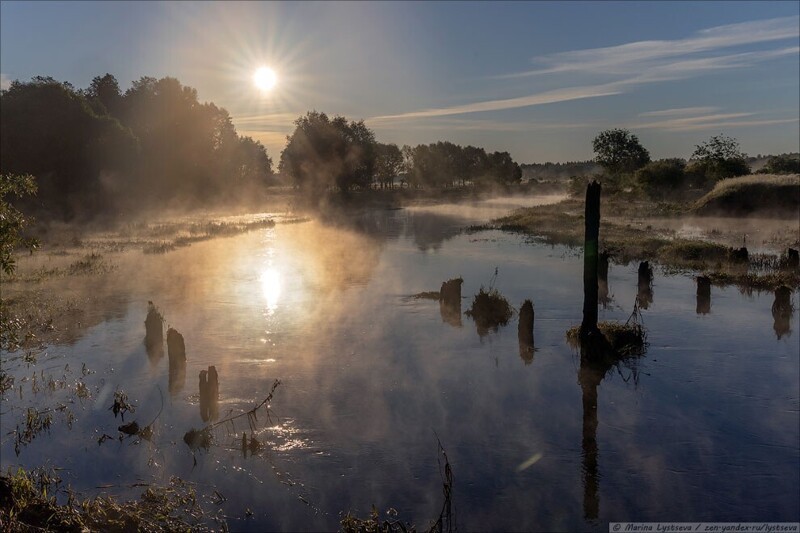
[1,1,798,163]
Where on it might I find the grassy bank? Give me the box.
[488,193,799,290]
[693,174,800,217]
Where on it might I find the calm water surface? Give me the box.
[1,195,798,531]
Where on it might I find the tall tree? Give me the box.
[279,111,378,195]
[592,129,650,176]
[690,134,749,181]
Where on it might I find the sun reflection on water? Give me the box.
[260,267,282,312]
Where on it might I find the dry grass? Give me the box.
[0,467,214,531]
[693,174,800,216]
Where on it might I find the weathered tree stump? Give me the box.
[730,247,749,263]
[144,301,164,362]
[199,366,220,422]
[439,277,463,327]
[518,299,535,364]
[167,328,186,396]
[787,248,799,268]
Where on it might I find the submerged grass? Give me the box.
[465,286,513,335]
[566,322,648,357]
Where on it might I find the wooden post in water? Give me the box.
[581,181,601,341]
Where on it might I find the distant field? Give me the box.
[692,173,800,217]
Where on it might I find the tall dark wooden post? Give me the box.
[581,181,601,340]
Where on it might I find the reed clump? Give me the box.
[465,286,513,335]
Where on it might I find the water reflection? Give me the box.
[772,286,794,339]
[578,356,605,521]
[199,366,219,422]
[518,300,535,365]
[696,276,711,315]
[598,252,612,308]
[637,261,654,310]
[260,267,282,312]
[167,327,186,396]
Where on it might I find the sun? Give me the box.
[253,67,277,92]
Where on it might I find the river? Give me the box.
[1,194,797,531]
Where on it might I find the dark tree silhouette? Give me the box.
[592,128,650,176]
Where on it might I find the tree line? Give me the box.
[278,111,522,194]
[1,75,273,220]
[2,77,524,220]
[587,128,799,198]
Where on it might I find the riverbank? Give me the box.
[483,193,799,291]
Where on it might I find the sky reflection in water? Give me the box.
[1,196,797,531]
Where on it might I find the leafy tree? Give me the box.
[1,74,273,218]
[0,76,138,219]
[85,73,122,116]
[279,112,377,195]
[374,143,403,189]
[592,129,650,176]
[690,134,750,182]
[0,174,38,275]
[635,159,686,198]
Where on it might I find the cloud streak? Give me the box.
[498,16,800,78]
[631,110,799,132]
[372,17,798,123]
[372,82,625,120]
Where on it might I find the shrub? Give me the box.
[635,159,686,197]
[759,154,800,175]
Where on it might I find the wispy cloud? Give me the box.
[373,17,799,123]
[498,16,800,79]
[631,110,799,132]
[368,116,593,133]
[639,107,719,117]
[0,73,11,91]
[372,81,625,120]
[231,112,299,125]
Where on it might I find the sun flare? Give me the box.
[253,67,277,92]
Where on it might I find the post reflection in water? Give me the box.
[696,276,711,315]
[578,355,606,522]
[772,286,794,339]
[199,366,219,422]
[637,261,654,310]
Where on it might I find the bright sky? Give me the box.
[1,1,798,163]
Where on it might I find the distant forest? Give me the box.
[520,161,601,182]
[521,154,800,182]
[1,75,524,221]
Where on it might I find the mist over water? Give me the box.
[1,196,798,531]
